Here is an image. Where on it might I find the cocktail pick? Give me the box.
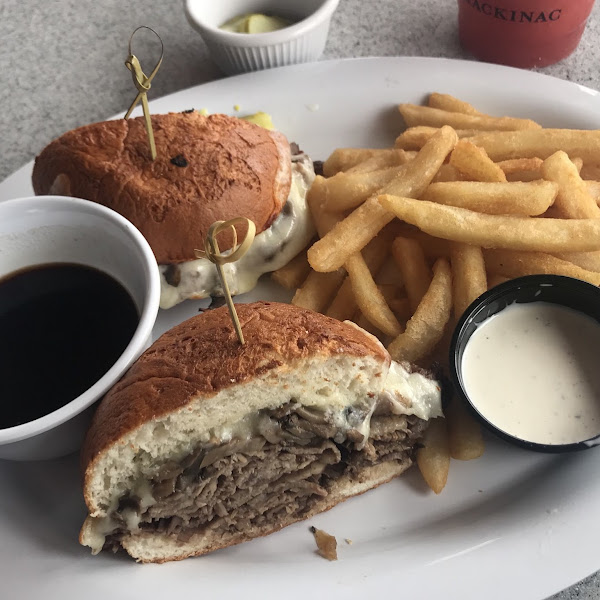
[195,218,257,345]
[124,26,163,160]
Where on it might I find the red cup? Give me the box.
[458,0,595,68]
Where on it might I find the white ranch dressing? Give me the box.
[461,302,600,445]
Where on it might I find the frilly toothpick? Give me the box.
[195,218,257,344]
[124,26,163,160]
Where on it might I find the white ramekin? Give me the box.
[184,0,340,74]
[0,196,160,461]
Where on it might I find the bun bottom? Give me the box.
[86,459,413,563]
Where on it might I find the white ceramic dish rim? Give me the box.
[2,57,600,600]
[0,196,161,445]
[184,0,340,45]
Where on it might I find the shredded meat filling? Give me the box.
[106,405,427,547]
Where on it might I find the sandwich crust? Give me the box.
[81,302,388,480]
[32,112,292,263]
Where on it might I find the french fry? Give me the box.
[504,171,542,182]
[498,157,544,181]
[271,249,311,289]
[391,237,431,313]
[363,226,399,269]
[579,163,600,181]
[541,205,563,219]
[325,228,398,324]
[378,194,600,252]
[432,163,464,182]
[378,283,402,304]
[422,180,558,216]
[394,227,451,259]
[487,273,509,288]
[327,227,397,321]
[308,127,458,272]
[423,318,455,369]
[346,149,413,174]
[446,398,485,460]
[389,296,412,323]
[398,104,541,131]
[346,252,403,337]
[316,208,343,234]
[372,256,404,287]
[585,180,600,204]
[427,93,482,115]
[541,150,600,219]
[307,178,344,237]
[449,140,507,182]
[554,250,600,273]
[395,126,436,150]
[499,157,543,173]
[468,129,600,162]
[293,184,346,310]
[325,277,355,321]
[483,249,600,286]
[395,126,479,150]
[449,242,487,319]
[416,418,450,494]
[319,167,403,212]
[291,269,346,312]
[322,148,412,177]
[307,198,391,272]
[387,258,452,363]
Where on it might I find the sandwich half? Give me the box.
[32,112,315,308]
[80,301,442,562]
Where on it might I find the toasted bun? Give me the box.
[81,302,388,517]
[32,113,292,263]
[80,461,409,563]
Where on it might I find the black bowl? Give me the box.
[449,274,600,453]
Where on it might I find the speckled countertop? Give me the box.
[1,1,599,597]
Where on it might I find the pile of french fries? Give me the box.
[272,92,600,493]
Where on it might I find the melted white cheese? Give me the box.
[159,157,315,309]
[86,516,119,555]
[211,360,442,445]
[381,362,444,421]
[85,479,157,554]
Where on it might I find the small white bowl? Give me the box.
[0,196,160,461]
[184,0,340,74]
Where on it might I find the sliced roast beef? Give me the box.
[105,406,427,548]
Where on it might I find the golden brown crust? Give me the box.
[80,302,388,478]
[32,112,291,263]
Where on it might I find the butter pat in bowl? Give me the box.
[450,275,600,452]
[0,196,160,461]
[184,0,340,74]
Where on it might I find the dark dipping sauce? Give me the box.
[0,263,139,429]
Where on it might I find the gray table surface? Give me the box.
[1,0,599,598]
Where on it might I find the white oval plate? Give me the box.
[1,57,599,600]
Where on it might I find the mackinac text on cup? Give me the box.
[461,0,561,23]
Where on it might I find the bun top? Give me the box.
[32,113,292,263]
[81,301,388,471]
